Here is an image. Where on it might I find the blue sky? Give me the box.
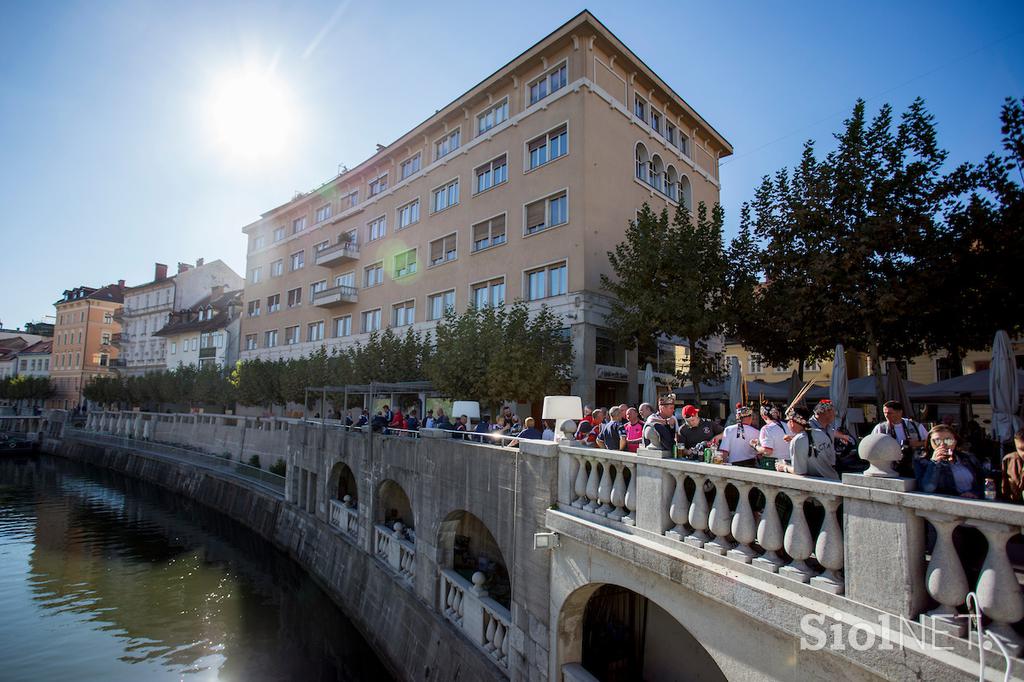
[1,1,1021,328]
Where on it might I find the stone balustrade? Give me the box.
[568,449,637,526]
[329,497,359,539]
[374,522,416,584]
[438,569,512,670]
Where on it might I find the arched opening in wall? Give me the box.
[679,174,693,213]
[436,510,511,609]
[666,165,679,202]
[634,142,649,183]
[560,583,727,682]
[327,461,358,506]
[650,154,665,193]
[376,479,414,532]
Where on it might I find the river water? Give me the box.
[0,453,392,682]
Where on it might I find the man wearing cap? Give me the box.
[810,399,854,446]
[718,404,760,467]
[676,405,724,452]
[753,402,791,463]
[776,407,838,480]
[643,395,678,451]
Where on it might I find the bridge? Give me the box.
[47,410,1024,680]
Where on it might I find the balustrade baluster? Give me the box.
[975,521,1024,655]
[727,482,758,563]
[666,472,690,541]
[608,464,627,521]
[780,492,815,583]
[583,459,600,513]
[919,511,969,636]
[753,487,786,572]
[705,479,734,554]
[685,476,711,548]
[572,456,588,508]
[484,618,496,651]
[810,496,844,594]
[597,461,614,516]
[492,622,505,662]
[622,463,636,526]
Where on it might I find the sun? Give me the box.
[204,66,297,162]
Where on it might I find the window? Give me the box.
[525,262,566,300]
[251,235,265,251]
[245,334,257,350]
[267,294,281,313]
[314,240,330,253]
[98,353,108,367]
[248,300,261,317]
[472,214,507,252]
[525,191,568,235]
[345,228,358,245]
[101,332,111,344]
[394,249,417,278]
[285,326,300,345]
[170,341,177,354]
[290,250,304,271]
[477,98,509,135]
[342,191,358,208]
[364,262,383,288]
[475,154,508,193]
[292,217,306,233]
[400,154,421,180]
[678,131,690,157]
[434,129,460,160]
[432,178,459,212]
[287,287,302,308]
[368,173,388,196]
[307,321,325,342]
[310,280,328,298]
[315,204,332,223]
[748,356,764,374]
[397,199,420,229]
[472,278,505,308]
[773,364,789,374]
[666,122,677,147]
[392,300,415,327]
[635,142,650,182]
[334,315,352,337]
[274,227,286,242]
[361,309,382,333]
[250,266,262,283]
[634,95,647,121]
[368,215,386,242]
[335,271,355,288]
[429,234,457,266]
[650,108,661,134]
[271,259,284,277]
[529,62,567,105]
[806,360,823,372]
[428,290,455,320]
[936,356,964,382]
[527,124,567,170]
[265,329,278,347]
[103,312,113,324]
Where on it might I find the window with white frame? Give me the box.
[398,199,420,229]
[394,249,417,278]
[287,287,302,308]
[265,329,278,347]
[103,312,113,324]
[650,107,661,134]
[368,215,386,242]
[101,332,111,345]
[335,271,355,289]
[806,360,823,372]
[748,356,764,373]
[251,235,265,251]
[525,262,566,301]
[307,320,325,342]
[472,278,505,308]
[245,334,257,350]
[285,326,300,345]
[368,173,388,196]
[292,216,306,233]
[170,341,177,354]
[472,214,506,252]
[342,191,358,208]
[428,290,455,320]
[665,122,677,147]
[477,98,509,135]
[429,233,457,266]
[392,300,415,327]
[267,294,280,313]
[528,62,567,105]
[527,124,567,170]
[315,204,332,223]
[525,191,568,235]
[678,131,690,157]
[364,262,383,288]
[271,259,284,277]
[400,153,421,180]
[290,250,304,271]
[361,309,382,333]
[345,228,358,245]
[634,95,647,121]
[434,129,460,160]
[274,227,286,242]
[310,280,327,298]
[432,178,459,212]
[475,154,507,193]
[314,239,329,253]
[773,364,789,373]
[247,300,261,317]
[333,315,352,337]
[250,266,262,283]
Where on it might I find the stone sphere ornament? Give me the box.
[857,433,902,477]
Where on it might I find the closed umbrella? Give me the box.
[885,366,914,420]
[990,330,1021,444]
[830,344,849,427]
[788,369,801,406]
[642,363,656,406]
[726,356,744,426]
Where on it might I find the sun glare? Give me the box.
[205,67,297,162]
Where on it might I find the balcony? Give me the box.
[315,241,360,267]
[198,347,217,359]
[312,285,358,308]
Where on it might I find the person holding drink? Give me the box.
[914,424,985,498]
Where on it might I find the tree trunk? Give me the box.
[798,358,805,382]
[870,338,885,421]
[689,337,703,409]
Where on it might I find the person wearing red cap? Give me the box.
[718,403,760,466]
[676,404,724,452]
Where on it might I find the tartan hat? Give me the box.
[735,403,753,418]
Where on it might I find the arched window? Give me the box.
[651,155,665,192]
[635,143,649,183]
[679,174,693,212]
[666,166,679,201]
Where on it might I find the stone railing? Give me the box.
[438,569,512,671]
[374,522,416,584]
[329,497,359,539]
[557,443,1024,656]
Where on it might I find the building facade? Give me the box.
[118,260,244,376]
[237,11,731,405]
[48,282,125,410]
[16,339,52,378]
[156,288,243,370]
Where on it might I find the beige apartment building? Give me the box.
[48,282,126,410]
[239,11,731,405]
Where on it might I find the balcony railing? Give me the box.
[315,241,360,266]
[312,285,358,308]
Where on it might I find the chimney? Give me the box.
[196,258,204,267]
[177,262,191,274]
[117,279,125,288]
[154,263,168,281]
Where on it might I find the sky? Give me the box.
[1,1,1021,328]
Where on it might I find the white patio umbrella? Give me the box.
[726,356,744,426]
[830,344,849,427]
[990,330,1021,443]
[642,363,657,406]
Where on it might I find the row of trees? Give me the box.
[83,301,574,412]
[0,376,54,403]
[604,96,1024,407]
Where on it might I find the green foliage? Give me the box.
[268,458,287,477]
[247,454,261,469]
[0,375,55,401]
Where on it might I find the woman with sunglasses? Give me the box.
[914,424,985,499]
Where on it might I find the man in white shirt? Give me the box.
[718,403,760,467]
[871,400,927,477]
[754,402,790,462]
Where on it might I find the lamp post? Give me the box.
[542,396,583,441]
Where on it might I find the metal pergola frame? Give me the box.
[303,381,443,423]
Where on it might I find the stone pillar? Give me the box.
[570,323,596,409]
[632,456,670,534]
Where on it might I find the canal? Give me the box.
[0,453,393,681]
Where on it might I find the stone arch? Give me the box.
[679,173,693,212]
[436,509,511,608]
[634,142,649,183]
[650,154,665,192]
[557,581,727,681]
[327,460,358,505]
[375,478,414,530]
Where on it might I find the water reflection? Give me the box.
[0,455,392,681]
